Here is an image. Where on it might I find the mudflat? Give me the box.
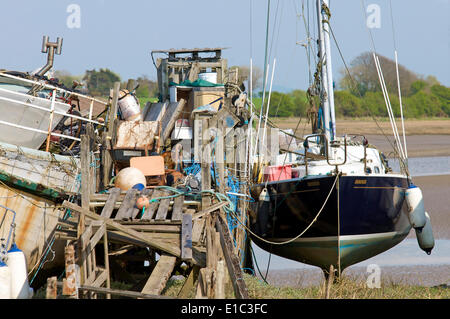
[273,118,450,135]
[274,118,450,157]
[365,134,450,157]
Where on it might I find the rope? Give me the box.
[336,172,341,276]
[227,173,338,246]
[327,23,409,175]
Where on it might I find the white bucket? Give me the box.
[118,90,141,121]
[0,262,11,299]
[7,245,32,299]
[198,72,217,84]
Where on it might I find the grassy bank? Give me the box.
[161,274,449,299]
[32,274,449,299]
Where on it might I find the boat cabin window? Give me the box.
[374,166,380,174]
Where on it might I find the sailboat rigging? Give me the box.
[248,0,435,278]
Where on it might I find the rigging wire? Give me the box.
[358,0,409,175]
[228,174,338,246]
[327,22,409,175]
[389,0,408,162]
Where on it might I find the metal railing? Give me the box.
[0,204,17,254]
[303,133,348,175]
[0,72,107,151]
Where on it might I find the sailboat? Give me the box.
[248,0,435,277]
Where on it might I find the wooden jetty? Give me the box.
[47,187,248,299]
[44,49,252,299]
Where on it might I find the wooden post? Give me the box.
[178,266,200,298]
[181,213,193,261]
[80,135,90,214]
[86,123,96,195]
[193,113,202,163]
[62,244,79,298]
[100,134,113,190]
[324,264,335,299]
[79,134,90,293]
[141,255,177,296]
[201,118,211,210]
[216,117,225,195]
[46,276,57,299]
[215,260,226,299]
[215,214,249,299]
[103,228,111,299]
[108,81,121,136]
[206,214,215,270]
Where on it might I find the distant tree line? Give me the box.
[251,52,449,118]
[53,52,449,118]
[53,68,158,101]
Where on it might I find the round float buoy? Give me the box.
[115,167,146,191]
[415,211,435,255]
[136,195,150,210]
[0,261,11,299]
[405,184,426,229]
[7,244,33,299]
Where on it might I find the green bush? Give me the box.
[254,84,449,118]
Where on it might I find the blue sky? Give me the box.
[1,0,448,91]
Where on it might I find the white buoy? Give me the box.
[0,261,11,299]
[405,184,426,229]
[415,211,435,255]
[259,188,270,202]
[114,167,146,191]
[6,244,33,299]
[118,90,141,121]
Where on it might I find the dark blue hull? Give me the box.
[249,174,412,270]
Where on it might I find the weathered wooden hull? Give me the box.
[0,141,80,272]
[0,185,66,271]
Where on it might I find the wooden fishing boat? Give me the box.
[0,36,107,278]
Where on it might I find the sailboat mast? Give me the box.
[322,0,336,140]
[316,0,336,143]
[316,0,331,145]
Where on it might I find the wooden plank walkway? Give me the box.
[90,187,188,223]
